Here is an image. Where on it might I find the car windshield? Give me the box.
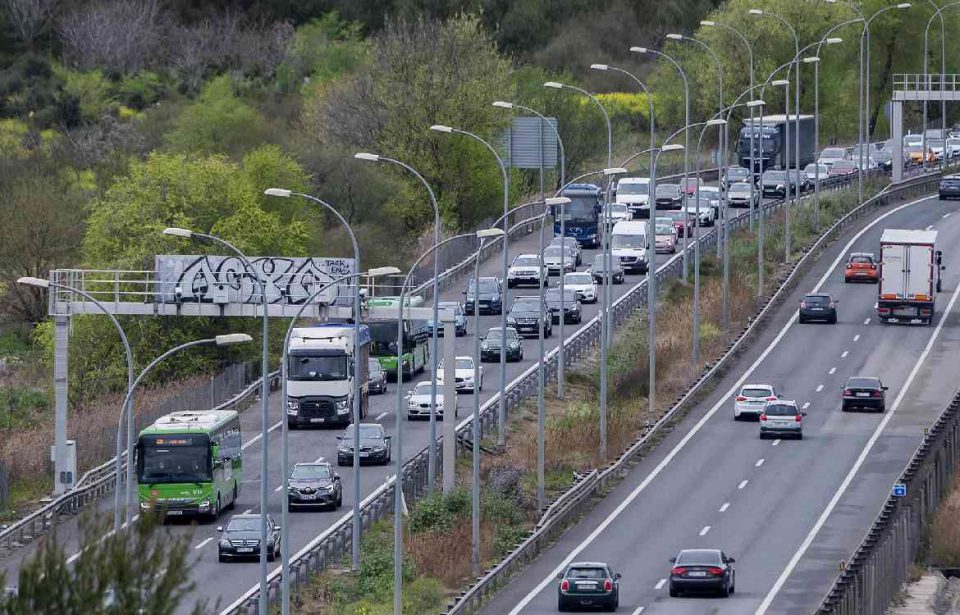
[368,359,382,372]
[765,403,797,416]
[567,567,607,579]
[438,301,460,311]
[454,358,473,369]
[850,255,873,264]
[543,246,564,258]
[344,423,383,437]
[905,145,923,153]
[763,171,786,181]
[804,295,831,304]
[512,298,540,311]
[288,354,347,381]
[929,139,945,148]
[469,278,499,293]
[681,178,701,188]
[546,289,577,303]
[725,168,749,179]
[564,273,593,285]
[832,162,855,170]
[514,256,540,267]
[656,224,674,235]
[291,464,332,479]
[822,148,846,158]
[485,328,517,341]
[848,377,881,388]
[741,387,772,398]
[412,382,439,396]
[730,183,751,193]
[617,181,649,195]
[605,203,628,213]
[656,184,680,197]
[612,234,645,249]
[664,211,685,221]
[226,517,261,532]
[676,550,722,566]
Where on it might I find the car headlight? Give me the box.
[140,501,152,511]
[336,399,350,414]
[286,400,300,415]
[219,539,230,548]
[198,499,211,510]
[510,341,520,349]
[402,360,409,367]
[777,184,784,190]
[481,342,489,351]
[408,399,417,407]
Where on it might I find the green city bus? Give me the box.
[136,409,242,520]
[366,296,430,380]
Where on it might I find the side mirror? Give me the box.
[384,435,392,440]
[669,557,676,564]
[334,474,340,480]
[882,386,889,391]
[614,573,622,580]
[217,526,224,532]
[336,435,343,441]
[275,525,281,531]
[727,557,736,563]
[833,299,840,304]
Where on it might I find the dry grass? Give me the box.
[931,484,960,566]
[406,518,497,587]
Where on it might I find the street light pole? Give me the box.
[589,64,656,151]
[923,2,955,169]
[430,125,511,446]
[599,167,627,462]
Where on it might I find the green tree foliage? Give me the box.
[0,512,204,615]
[275,13,370,94]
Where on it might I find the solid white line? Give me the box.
[375,412,388,421]
[944,213,952,218]
[829,367,837,375]
[757,272,960,614]
[738,480,749,490]
[242,420,283,450]
[630,607,645,615]
[841,351,849,359]
[755,458,765,467]
[802,402,811,410]
[242,508,253,514]
[654,579,666,590]
[505,194,939,615]
[864,318,871,325]
[816,384,824,392]
[772,439,781,446]
[195,537,214,550]
[853,334,861,342]
[719,502,730,513]
[699,526,711,536]
[314,456,325,463]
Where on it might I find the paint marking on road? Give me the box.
[755,458,765,467]
[242,419,283,450]
[864,317,871,325]
[630,607,645,615]
[828,367,837,375]
[195,537,214,550]
[873,302,878,309]
[274,485,283,492]
[841,351,849,359]
[375,412,388,421]
[926,224,934,230]
[772,439,781,446]
[242,509,253,514]
[802,402,811,410]
[719,502,730,513]
[505,193,941,615]
[816,384,824,392]
[699,526,711,536]
[314,456,325,463]
[944,213,952,218]
[654,579,666,590]
[854,334,861,342]
[758,271,960,614]
[738,480,749,490]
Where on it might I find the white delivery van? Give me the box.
[610,220,649,273]
[615,177,651,219]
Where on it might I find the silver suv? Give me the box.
[759,400,806,440]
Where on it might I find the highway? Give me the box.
[478,193,960,614]
[0,195,740,611]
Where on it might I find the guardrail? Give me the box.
[439,169,950,614]
[0,365,280,557]
[222,165,900,613]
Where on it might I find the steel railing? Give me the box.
[894,73,960,92]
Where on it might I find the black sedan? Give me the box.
[940,174,960,199]
[654,183,683,210]
[337,423,391,465]
[367,358,387,395]
[464,276,503,315]
[589,254,626,284]
[557,561,620,611]
[760,170,799,197]
[217,514,281,562]
[798,293,838,324]
[669,548,735,597]
[480,327,523,362]
[842,376,888,412]
[545,288,582,324]
[287,462,342,510]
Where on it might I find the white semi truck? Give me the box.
[877,229,944,325]
[285,323,370,428]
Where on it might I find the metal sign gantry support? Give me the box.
[891,74,960,183]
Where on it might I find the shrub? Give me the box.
[408,487,471,533]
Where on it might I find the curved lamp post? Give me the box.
[543,81,612,169]
[589,63,656,150]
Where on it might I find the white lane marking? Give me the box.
[829,367,837,375]
[873,302,878,309]
[375,412,388,421]
[630,607,645,615]
[719,502,730,512]
[926,224,934,230]
[755,458,765,467]
[772,439,781,446]
[854,334,861,342]
[242,420,283,450]
[195,537,214,550]
[841,351,849,359]
[274,485,283,492]
[944,213,952,218]
[314,456,325,463]
[864,318,871,325]
[699,526,711,536]
[816,384,824,392]
[802,402,811,410]
[505,195,939,614]
[243,509,253,514]
[758,274,960,613]
[738,480,749,490]
[654,579,666,590]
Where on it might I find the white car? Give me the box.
[946,137,960,159]
[549,236,582,266]
[560,271,598,304]
[437,356,482,393]
[733,383,779,420]
[406,380,455,420]
[692,186,722,219]
[602,202,633,224]
[507,254,548,288]
[803,163,830,182]
[654,221,677,254]
[542,245,577,275]
[683,202,715,228]
[818,147,848,168]
[727,182,759,208]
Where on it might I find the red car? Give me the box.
[681,177,703,196]
[844,252,879,283]
[828,160,858,177]
[662,211,693,237]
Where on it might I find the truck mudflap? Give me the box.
[877,301,935,325]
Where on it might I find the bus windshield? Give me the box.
[563,197,598,221]
[138,434,211,484]
[288,354,347,381]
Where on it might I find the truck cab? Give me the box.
[286,324,370,428]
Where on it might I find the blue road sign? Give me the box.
[893,483,907,497]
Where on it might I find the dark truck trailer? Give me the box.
[738,114,815,174]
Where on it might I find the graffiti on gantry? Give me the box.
[154,255,355,306]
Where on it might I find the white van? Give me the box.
[610,220,649,273]
[615,177,651,218]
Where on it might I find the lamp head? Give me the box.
[353,153,380,162]
[661,144,685,152]
[666,33,683,40]
[603,167,629,176]
[772,79,790,87]
[590,64,609,71]
[430,125,454,133]
[825,37,843,45]
[17,276,50,288]
[748,9,764,15]
[492,101,514,109]
[543,81,564,89]
[803,56,821,64]
[545,197,572,206]
[706,119,727,127]
[629,46,649,54]
[476,228,505,239]
[746,99,765,108]
[897,3,911,8]
[368,266,401,277]
[263,188,292,198]
[700,20,716,26]
[215,333,253,346]
[163,227,194,238]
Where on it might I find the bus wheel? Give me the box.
[228,484,238,509]
[210,495,221,521]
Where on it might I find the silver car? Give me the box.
[733,384,779,420]
[542,245,577,275]
[550,236,583,266]
[759,400,805,439]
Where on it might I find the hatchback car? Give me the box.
[336,423,391,465]
[759,401,806,439]
[428,301,467,336]
[542,245,577,275]
[218,514,281,562]
[798,293,838,324]
[437,355,482,393]
[556,562,620,611]
[662,210,692,237]
[669,549,735,597]
[464,276,503,315]
[561,272,598,303]
[727,181,759,208]
[828,160,859,177]
[287,461,343,508]
[367,358,387,395]
[507,295,553,338]
[844,252,879,283]
[733,383,779,420]
[940,174,960,199]
[507,254,548,288]
[804,163,830,183]
[480,327,523,362]
[761,170,798,197]
[842,376,888,412]
[681,177,703,196]
[602,202,633,225]
[550,236,583,266]
[589,254,625,284]
[818,147,849,168]
[545,287,582,324]
[654,221,678,253]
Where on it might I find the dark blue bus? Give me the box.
[552,183,603,248]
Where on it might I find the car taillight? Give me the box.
[766,396,777,401]
[736,395,747,402]
[672,567,687,576]
[604,579,613,591]
[796,413,803,422]
[846,264,852,269]
[708,567,724,576]
[870,264,877,270]
[759,413,767,421]
[560,580,569,591]
[843,389,853,396]
[872,390,882,397]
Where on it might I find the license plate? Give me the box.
[856,392,870,397]
[299,493,316,500]
[236,547,254,553]
[360,452,370,458]
[688,571,707,577]
[774,421,792,426]
[166,510,183,516]
[894,307,918,317]
[310,418,325,423]
[575,582,597,590]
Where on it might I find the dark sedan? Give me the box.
[464,277,503,316]
[287,462,342,509]
[760,170,798,197]
[367,358,387,395]
[507,295,553,338]
[337,423,391,465]
[655,183,683,209]
[557,562,620,611]
[545,288,582,324]
[798,293,838,324]
[480,327,523,362]
[842,376,888,412]
[940,174,960,199]
[721,165,752,191]
[217,514,281,563]
[589,254,625,284]
[669,548,735,597]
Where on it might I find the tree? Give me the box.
[3,0,57,45]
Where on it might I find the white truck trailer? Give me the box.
[877,229,944,325]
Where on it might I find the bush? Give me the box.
[408,487,471,533]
